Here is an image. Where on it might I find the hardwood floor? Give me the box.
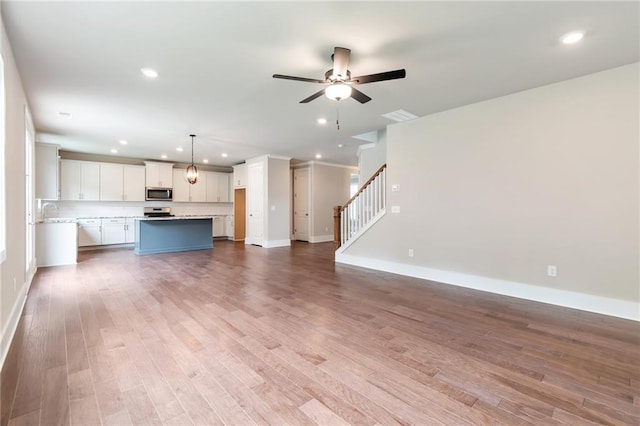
[2,240,639,425]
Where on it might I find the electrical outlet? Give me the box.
[391,206,401,213]
[547,265,557,277]
[408,249,414,257]
[391,184,400,192]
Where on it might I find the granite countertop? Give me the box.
[38,214,231,223]
[38,218,79,224]
[139,215,219,221]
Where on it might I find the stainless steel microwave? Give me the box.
[146,187,173,201]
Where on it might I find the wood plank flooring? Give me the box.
[2,240,639,425]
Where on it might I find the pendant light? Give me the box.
[186,134,198,184]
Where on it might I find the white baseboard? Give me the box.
[0,278,29,370]
[335,254,640,321]
[309,234,333,243]
[262,239,291,248]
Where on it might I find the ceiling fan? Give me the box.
[273,47,406,104]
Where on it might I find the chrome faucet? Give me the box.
[41,202,58,220]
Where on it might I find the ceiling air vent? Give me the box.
[382,109,418,122]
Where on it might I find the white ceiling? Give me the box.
[2,1,638,167]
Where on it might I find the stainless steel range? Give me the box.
[143,207,174,217]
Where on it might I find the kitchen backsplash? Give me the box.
[40,200,233,219]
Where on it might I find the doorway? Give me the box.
[293,168,310,241]
[234,188,246,241]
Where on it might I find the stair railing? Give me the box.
[334,164,386,250]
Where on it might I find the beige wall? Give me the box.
[342,63,639,304]
[266,156,291,244]
[311,163,353,240]
[358,130,386,185]
[1,17,31,362]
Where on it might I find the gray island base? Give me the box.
[134,217,213,255]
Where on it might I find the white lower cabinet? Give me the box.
[212,216,225,238]
[125,218,136,243]
[101,218,126,245]
[78,219,102,247]
[78,217,137,247]
[225,216,234,239]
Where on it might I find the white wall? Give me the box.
[1,16,31,366]
[339,63,639,319]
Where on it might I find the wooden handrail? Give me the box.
[342,164,386,209]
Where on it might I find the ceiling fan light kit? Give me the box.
[325,83,352,101]
[273,46,406,104]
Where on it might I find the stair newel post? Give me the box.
[333,205,343,250]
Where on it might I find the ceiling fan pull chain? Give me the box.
[336,106,340,130]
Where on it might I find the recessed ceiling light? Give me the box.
[58,111,72,119]
[560,31,584,44]
[221,153,228,158]
[317,118,327,125]
[338,144,344,148]
[119,140,128,145]
[202,159,209,163]
[141,68,159,78]
[176,147,183,152]
[161,154,167,159]
[110,149,118,154]
[315,154,322,159]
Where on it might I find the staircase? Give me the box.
[334,164,386,252]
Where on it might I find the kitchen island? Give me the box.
[134,216,213,255]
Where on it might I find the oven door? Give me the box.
[145,187,173,201]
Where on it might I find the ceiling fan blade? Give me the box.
[350,87,372,104]
[331,47,351,80]
[300,89,326,103]
[273,74,325,83]
[352,69,406,85]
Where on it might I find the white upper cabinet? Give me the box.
[60,160,100,201]
[35,143,59,200]
[172,168,206,202]
[99,163,124,201]
[144,161,174,188]
[206,172,231,202]
[123,165,145,201]
[99,164,145,201]
[233,163,247,188]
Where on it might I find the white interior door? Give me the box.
[247,162,264,245]
[293,168,310,241]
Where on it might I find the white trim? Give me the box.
[262,239,291,248]
[309,234,333,243]
[293,160,358,170]
[334,254,640,321]
[0,279,28,370]
[267,154,292,161]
